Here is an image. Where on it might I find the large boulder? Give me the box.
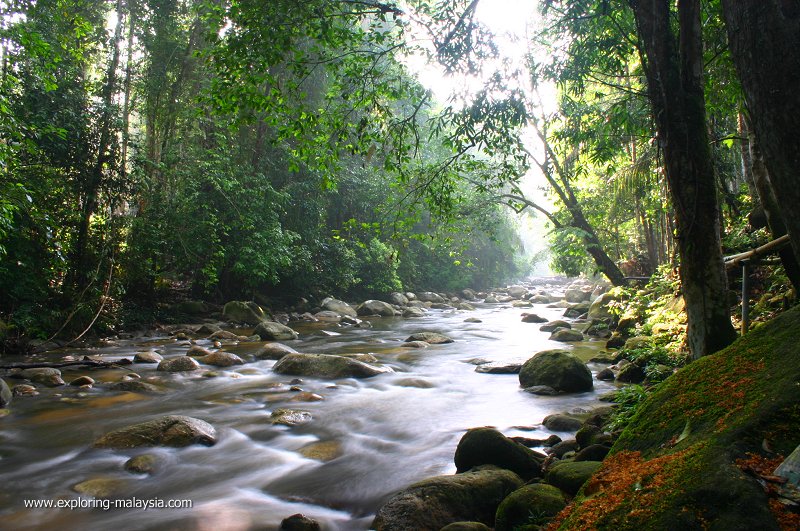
[564,301,591,318]
[405,332,453,344]
[402,307,426,318]
[93,415,217,448]
[198,351,244,367]
[371,467,523,531]
[254,321,299,341]
[519,350,593,393]
[494,483,567,531]
[223,300,268,325]
[417,292,446,303]
[454,428,542,480]
[357,300,396,317]
[545,461,603,496]
[320,298,358,318]
[588,287,627,321]
[273,353,390,379]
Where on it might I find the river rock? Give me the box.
[279,513,322,531]
[550,328,585,342]
[298,440,342,461]
[549,439,580,458]
[357,300,396,317]
[519,350,593,393]
[11,384,38,397]
[616,362,646,383]
[460,289,477,300]
[454,428,542,480]
[389,292,409,306]
[186,345,214,357]
[512,300,532,308]
[73,478,128,498]
[254,321,299,341]
[289,392,324,402]
[371,467,524,531]
[208,329,247,341]
[416,291,445,303]
[475,363,522,374]
[402,307,426,318]
[565,287,591,303]
[157,356,200,372]
[93,415,217,448]
[223,300,268,325]
[198,351,245,367]
[494,483,567,531]
[321,298,358,318]
[405,332,453,344]
[464,317,482,323]
[70,376,95,387]
[255,342,298,360]
[541,323,570,336]
[401,341,430,348]
[588,289,626,321]
[134,351,163,364]
[507,285,528,299]
[596,367,615,381]
[521,313,547,323]
[484,295,499,303]
[107,380,162,393]
[196,323,222,335]
[542,414,584,432]
[313,311,342,323]
[575,444,611,462]
[564,301,591,318]
[393,378,435,388]
[545,460,603,496]
[271,408,313,426]
[273,353,389,379]
[0,379,11,407]
[456,302,476,311]
[18,368,65,387]
[124,453,162,475]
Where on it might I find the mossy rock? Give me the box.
[494,483,567,531]
[545,461,603,496]
[371,467,524,530]
[519,350,593,393]
[553,305,800,530]
[588,289,627,321]
[93,415,216,448]
[454,428,543,480]
[223,300,268,325]
[254,321,299,341]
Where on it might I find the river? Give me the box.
[0,282,616,530]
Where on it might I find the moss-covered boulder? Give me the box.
[371,467,523,530]
[454,428,542,480]
[540,320,571,332]
[550,329,585,342]
[273,353,390,379]
[546,461,603,496]
[495,483,567,531]
[551,305,800,530]
[93,415,216,448]
[588,288,627,321]
[519,350,593,393]
[223,300,268,325]
[254,321,299,341]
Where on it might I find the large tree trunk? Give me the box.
[743,113,800,292]
[630,0,736,358]
[721,1,800,268]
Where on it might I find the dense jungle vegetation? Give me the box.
[1,0,799,361]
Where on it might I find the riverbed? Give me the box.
[0,288,616,530]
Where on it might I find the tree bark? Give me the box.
[721,1,800,269]
[630,0,737,358]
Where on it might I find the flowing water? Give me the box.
[0,289,616,531]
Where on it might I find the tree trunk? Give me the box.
[743,113,800,292]
[721,1,800,268]
[630,0,737,358]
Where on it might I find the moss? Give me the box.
[495,483,566,531]
[549,305,800,530]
